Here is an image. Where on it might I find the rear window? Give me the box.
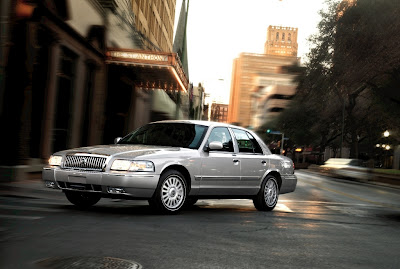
[232,129,263,154]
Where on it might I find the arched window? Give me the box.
[288,33,292,42]
[276,32,279,41]
[282,33,285,41]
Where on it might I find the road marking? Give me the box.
[275,204,293,212]
[0,214,43,220]
[279,200,380,207]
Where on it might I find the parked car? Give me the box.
[43,120,297,214]
[321,158,373,181]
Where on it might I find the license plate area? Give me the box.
[68,175,86,183]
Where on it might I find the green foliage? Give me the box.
[275,0,400,157]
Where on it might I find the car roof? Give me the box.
[151,120,246,129]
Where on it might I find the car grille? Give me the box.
[64,155,107,171]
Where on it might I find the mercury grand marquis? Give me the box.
[43,120,297,213]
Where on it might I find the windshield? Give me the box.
[118,123,208,149]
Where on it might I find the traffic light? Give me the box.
[266,129,271,133]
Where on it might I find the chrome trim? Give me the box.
[63,154,107,171]
[201,176,241,181]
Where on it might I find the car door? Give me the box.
[200,127,241,195]
[231,128,268,195]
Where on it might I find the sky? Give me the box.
[174,0,328,104]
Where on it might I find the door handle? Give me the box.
[261,160,267,165]
[233,159,239,163]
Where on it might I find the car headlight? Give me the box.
[111,160,154,172]
[49,155,62,166]
[111,160,131,171]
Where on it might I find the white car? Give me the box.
[321,158,372,181]
[43,120,297,214]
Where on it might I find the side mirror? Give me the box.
[114,137,122,144]
[206,141,223,152]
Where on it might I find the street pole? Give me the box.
[340,101,345,158]
[281,133,284,155]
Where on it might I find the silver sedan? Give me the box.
[43,120,297,214]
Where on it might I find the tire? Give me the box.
[253,175,279,211]
[64,191,101,209]
[150,169,187,214]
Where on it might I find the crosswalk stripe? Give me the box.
[275,204,293,212]
[279,200,379,207]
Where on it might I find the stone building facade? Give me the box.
[0,0,188,181]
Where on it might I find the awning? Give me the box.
[106,48,189,92]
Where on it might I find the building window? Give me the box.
[288,33,292,42]
[81,62,96,146]
[276,32,279,41]
[53,46,78,152]
[282,33,285,41]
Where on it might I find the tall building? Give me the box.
[0,0,189,180]
[228,25,299,128]
[211,103,229,123]
[264,26,298,56]
[132,0,176,52]
[173,0,189,77]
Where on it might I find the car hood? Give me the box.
[58,144,184,158]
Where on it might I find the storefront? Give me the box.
[103,48,188,142]
[0,1,188,181]
[1,0,107,171]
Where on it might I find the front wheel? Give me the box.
[253,175,279,211]
[64,191,101,209]
[150,169,187,214]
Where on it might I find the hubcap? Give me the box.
[161,175,185,210]
[264,179,277,206]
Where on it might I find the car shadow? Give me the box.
[56,200,261,216]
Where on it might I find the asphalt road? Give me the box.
[1,171,399,269]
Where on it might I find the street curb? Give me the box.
[296,169,400,190]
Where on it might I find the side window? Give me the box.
[246,132,263,154]
[232,129,262,154]
[207,127,234,152]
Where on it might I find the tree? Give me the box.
[334,0,400,157]
[274,0,400,159]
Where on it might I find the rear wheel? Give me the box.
[64,191,101,209]
[253,175,279,211]
[150,169,187,214]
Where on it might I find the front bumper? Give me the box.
[42,167,160,199]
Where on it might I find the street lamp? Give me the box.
[384,130,390,137]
